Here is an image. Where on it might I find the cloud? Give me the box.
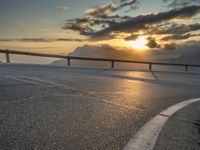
[164,43,176,50]
[162,33,191,40]
[155,23,200,35]
[85,0,139,18]
[63,5,200,40]
[164,0,200,8]
[85,3,117,18]
[124,34,139,41]
[118,0,139,10]
[56,5,70,12]
[161,32,200,41]
[63,0,139,36]
[0,38,86,42]
[63,17,93,33]
[146,37,161,48]
[56,38,85,42]
[93,5,200,36]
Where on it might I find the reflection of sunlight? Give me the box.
[92,71,158,127]
[128,36,148,50]
[126,72,157,80]
[116,72,148,109]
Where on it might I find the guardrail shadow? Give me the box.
[102,71,199,88]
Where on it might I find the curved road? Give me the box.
[0,64,200,150]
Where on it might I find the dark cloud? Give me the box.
[118,0,139,10]
[164,0,200,8]
[63,0,138,36]
[88,34,116,42]
[162,33,191,41]
[21,38,53,42]
[146,37,161,48]
[164,43,176,50]
[93,5,200,36]
[162,32,200,41]
[155,23,200,35]
[84,0,138,19]
[0,38,52,42]
[85,0,139,18]
[124,34,139,41]
[63,5,200,40]
[85,3,116,18]
[63,17,92,32]
[0,38,86,42]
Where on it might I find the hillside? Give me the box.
[51,45,144,67]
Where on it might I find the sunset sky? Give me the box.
[1,0,200,57]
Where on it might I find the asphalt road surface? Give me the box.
[1,64,200,150]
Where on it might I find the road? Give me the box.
[0,64,200,150]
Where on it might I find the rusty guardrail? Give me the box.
[1,49,200,72]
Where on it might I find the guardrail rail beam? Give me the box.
[0,49,200,72]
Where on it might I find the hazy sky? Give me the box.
[0,0,200,55]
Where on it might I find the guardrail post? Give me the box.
[149,63,152,71]
[5,50,10,63]
[185,65,188,72]
[111,59,114,68]
[67,57,70,66]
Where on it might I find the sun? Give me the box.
[127,36,148,50]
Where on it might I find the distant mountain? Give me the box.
[50,44,200,69]
[69,45,144,59]
[51,45,144,67]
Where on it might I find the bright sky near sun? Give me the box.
[0,0,200,54]
[127,36,148,50]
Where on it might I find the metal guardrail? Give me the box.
[1,49,200,72]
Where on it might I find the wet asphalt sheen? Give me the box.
[1,64,200,150]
